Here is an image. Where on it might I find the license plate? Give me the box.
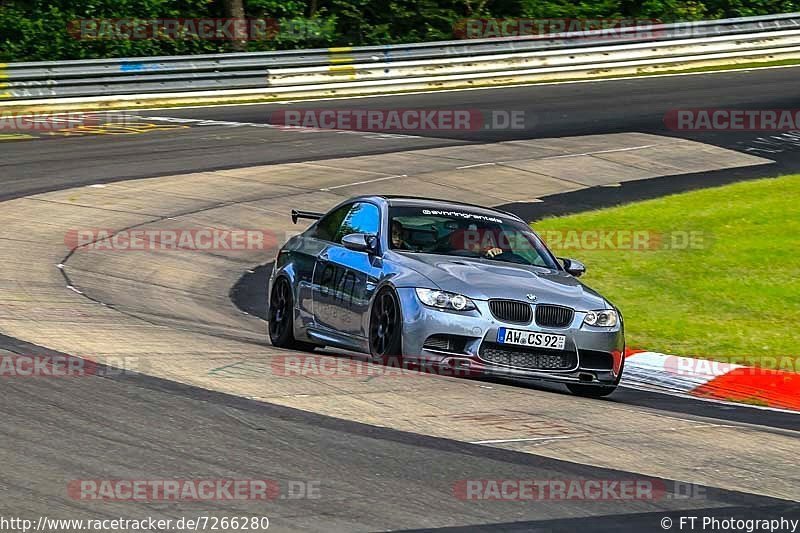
[496,327,566,350]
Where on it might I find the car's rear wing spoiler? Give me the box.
[291,209,323,224]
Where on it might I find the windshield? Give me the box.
[388,206,559,269]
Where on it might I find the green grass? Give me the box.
[532,174,800,369]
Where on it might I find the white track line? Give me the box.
[456,162,497,170]
[540,144,662,159]
[320,174,408,191]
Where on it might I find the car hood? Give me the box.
[393,252,608,311]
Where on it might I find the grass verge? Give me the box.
[532,174,800,371]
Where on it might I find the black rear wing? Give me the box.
[291,209,323,224]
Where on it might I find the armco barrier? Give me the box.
[264,30,800,86]
[1,13,798,106]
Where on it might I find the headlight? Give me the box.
[415,288,476,311]
[583,309,618,327]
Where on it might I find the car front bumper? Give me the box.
[396,288,625,386]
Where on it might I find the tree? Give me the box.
[223,0,247,50]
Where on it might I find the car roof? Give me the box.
[352,195,523,221]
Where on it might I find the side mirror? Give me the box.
[342,233,377,254]
[560,258,586,277]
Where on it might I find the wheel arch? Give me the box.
[268,263,299,310]
[368,280,402,321]
[367,281,404,359]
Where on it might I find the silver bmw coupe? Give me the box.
[268,195,625,397]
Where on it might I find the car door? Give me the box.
[312,202,382,338]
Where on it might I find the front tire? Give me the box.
[566,383,617,398]
[567,355,624,398]
[369,287,403,366]
[268,277,314,350]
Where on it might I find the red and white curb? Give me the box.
[622,350,800,412]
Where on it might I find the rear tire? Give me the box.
[268,277,315,350]
[368,287,403,367]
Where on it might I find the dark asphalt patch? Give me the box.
[498,162,786,221]
[230,264,272,320]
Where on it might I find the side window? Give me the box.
[312,204,352,242]
[334,202,380,243]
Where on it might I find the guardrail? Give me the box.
[1,13,799,105]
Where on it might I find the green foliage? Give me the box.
[0,0,223,61]
[0,0,793,61]
[533,173,800,360]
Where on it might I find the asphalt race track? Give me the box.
[1,67,799,532]
[5,66,800,201]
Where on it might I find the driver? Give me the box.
[463,224,504,258]
[484,246,504,258]
[391,220,409,249]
